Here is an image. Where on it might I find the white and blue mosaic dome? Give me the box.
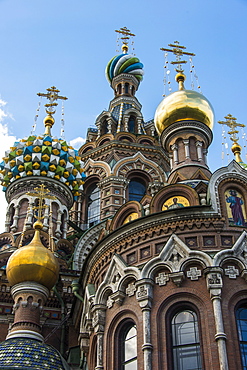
[0,134,85,200]
[0,338,70,369]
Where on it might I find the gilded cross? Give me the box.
[161,41,195,72]
[218,114,245,143]
[27,184,56,223]
[37,86,68,117]
[115,27,135,53]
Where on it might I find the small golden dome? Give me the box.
[6,223,59,290]
[154,89,214,136]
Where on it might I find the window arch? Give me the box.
[128,116,136,133]
[119,322,137,369]
[128,178,146,202]
[124,83,129,94]
[236,304,247,369]
[171,309,202,370]
[87,184,101,228]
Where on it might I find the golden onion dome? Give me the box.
[154,73,214,136]
[6,221,59,290]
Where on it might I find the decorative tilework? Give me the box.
[0,338,67,369]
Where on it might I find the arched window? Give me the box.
[119,323,137,369]
[236,304,247,369]
[171,309,202,370]
[128,179,146,202]
[87,184,101,228]
[125,83,129,94]
[128,116,136,133]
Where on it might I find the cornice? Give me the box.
[81,206,225,284]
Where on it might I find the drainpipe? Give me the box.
[53,285,65,356]
[72,280,84,302]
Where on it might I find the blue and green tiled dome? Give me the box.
[0,133,85,200]
[106,53,144,84]
[0,338,70,369]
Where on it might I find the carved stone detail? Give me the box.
[155,272,169,286]
[187,267,202,281]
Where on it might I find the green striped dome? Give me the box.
[106,53,144,83]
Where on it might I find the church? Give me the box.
[0,28,246,370]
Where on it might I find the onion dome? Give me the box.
[0,338,70,369]
[106,48,144,84]
[0,116,85,199]
[6,221,59,290]
[154,73,214,136]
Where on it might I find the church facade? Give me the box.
[0,34,247,370]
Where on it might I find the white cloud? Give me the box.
[0,99,16,232]
[70,136,86,149]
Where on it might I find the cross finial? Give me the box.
[161,41,195,73]
[115,27,135,54]
[37,86,68,135]
[219,114,246,163]
[27,184,57,225]
[218,114,245,143]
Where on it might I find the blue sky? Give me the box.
[0,0,246,228]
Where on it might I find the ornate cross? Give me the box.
[218,113,245,144]
[27,184,56,223]
[161,41,195,72]
[37,86,68,117]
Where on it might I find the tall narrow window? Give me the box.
[236,305,247,369]
[128,179,146,202]
[171,310,202,370]
[128,116,136,133]
[87,184,100,228]
[120,324,137,369]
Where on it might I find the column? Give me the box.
[183,139,190,159]
[107,117,112,134]
[196,141,203,161]
[203,148,208,165]
[10,205,20,232]
[43,204,49,232]
[124,116,129,132]
[137,118,142,134]
[26,201,34,229]
[5,209,11,232]
[171,144,178,165]
[136,279,153,370]
[55,210,62,238]
[92,304,106,370]
[205,267,229,370]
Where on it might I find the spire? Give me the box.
[37,86,68,136]
[218,114,245,163]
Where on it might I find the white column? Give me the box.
[55,210,62,238]
[136,279,153,370]
[26,201,34,229]
[196,141,203,161]
[183,139,190,159]
[10,205,20,232]
[43,204,49,232]
[171,144,178,165]
[137,118,142,134]
[5,209,11,232]
[203,148,208,165]
[205,268,229,370]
